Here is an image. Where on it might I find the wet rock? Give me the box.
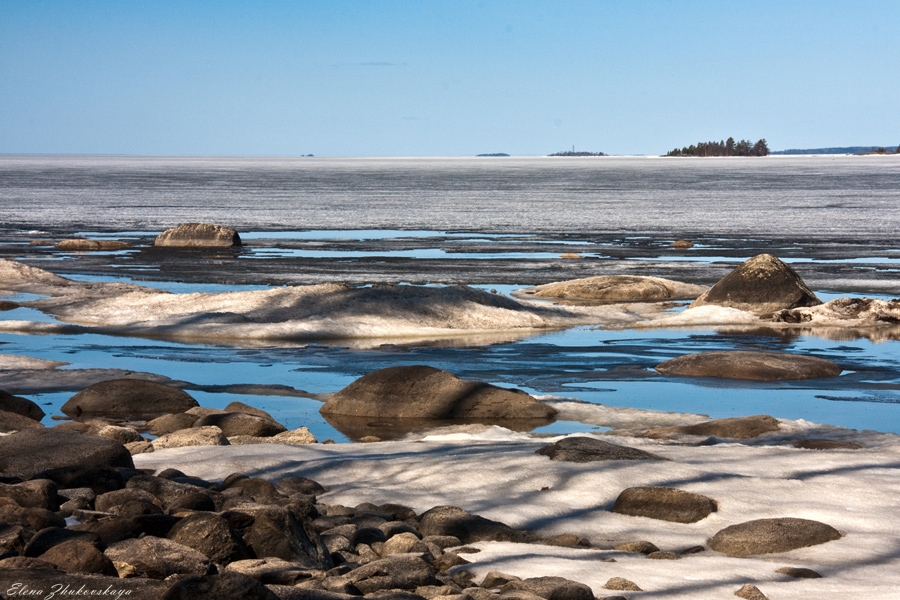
[418,506,534,544]
[0,389,45,421]
[226,557,323,585]
[612,486,717,523]
[689,254,821,313]
[535,436,665,462]
[709,518,842,556]
[734,584,769,600]
[603,577,641,591]
[162,571,279,600]
[61,379,198,418]
[345,554,440,593]
[194,411,287,437]
[0,409,43,432]
[105,535,212,579]
[775,566,823,579]
[39,538,117,575]
[168,512,251,565]
[655,351,841,381]
[524,275,706,301]
[321,366,556,421]
[155,223,242,247]
[153,425,230,449]
[0,428,133,479]
[149,412,199,435]
[791,439,862,450]
[643,415,781,439]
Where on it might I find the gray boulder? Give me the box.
[655,351,841,381]
[689,254,821,313]
[708,517,842,556]
[61,379,198,418]
[0,389,45,421]
[0,428,133,479]
[320,365,556,421]
[535,436,665,462]
[612,487,717,523]
[418,506,534,544]
[155,223,241,247]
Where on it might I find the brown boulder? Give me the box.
[535,436,665,462]
[655,351,841,381]
[0,428,133,479]
[525,275,705,302]
[612,486,717,523]
[643,415,781,439]
[417,505,534,544]
[105,536,212,579]
[62,379,198,418]
[154,223,241,247]
[708,517,842,556]
[0,390,45,421]
[689,254,821,313]
[39,539,117,575]
[0,409,43,433]
[194,412,287,437]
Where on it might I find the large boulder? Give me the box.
[535,436,665,462]
[193,412,287,437]
[708,518,842,556]
[0,390,46,421]
[689,254,821,313]
[154,223,241,247]
[61,379,198,418]
[0,409,43,433]
[320,365,556,421]
[104,536,212,579]
[521,275,707,302]
[0,428,133,479]
[417,506,534,544]
[167,513,251,565]
[345,554,440,593]
[161,571,280,600]
[655,351,842,381]
[612,487,718,523]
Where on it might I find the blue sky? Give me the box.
[1,1,897,156]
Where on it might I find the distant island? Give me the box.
[771,146,899,155]
[476,153,510,157]
[548,150,606,157]
[667,137,769,157]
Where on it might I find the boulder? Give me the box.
[655,351,841,381]
[499,577,594,600]
[0,480,59,510]
[320,366,556,421]
[708,518,842,556]
[126,474,221,511]
[612,487,717,523]
[105,536,212,579]
[523,275,706,302]
[153,426,230,449]
[225,401,277,421]
[55,239,130,251]
[643,415,781,440]
[734,584,769,600]
[228,428,318,446]
[225,557,322,585]
[32,465,127,496]
[275,477,326,497]
[535,436,665,462]
[239,505,333,569]
[161,571,280,600]
[603,577,642,591]
[418,506,534,544]
[38,539,117,575]
[0,409,43,433]
[24,527,101,557]
[0,390,45,421]
[148,412,198,435]
[345,554,440,593]
[93,424,144,445]
[689,254,821,313]
[775,566,823,579]
[0,428,133,479]
[791,439,862,450]
[167,512,251,565]
[154,223,242,247]
[62,379,198,418]
[194,412,287,437]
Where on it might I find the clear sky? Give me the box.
[1,1,897,156]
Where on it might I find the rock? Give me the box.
[95,488,161,514]
[791,439,862,450]
[614,541,659,555]
[734,584,769,600]
[320,366,556,421]
[345,554,440,593]
[32,465,127,495]
[225,401,277,421]
[155,223,242,247]
[0,409,43,432]
[689,254,821,313]
[643,415,781,439]
[418,506,534,544]
[240,505,333,569]
[0,480,58,510]
[535,436,665,462]
[0,568,169,596]
[265,586,358,600]
[105,536,212,579]
[382,532,422,556]
[612,486,717,523]
[39,538,117,575]
[162,571,280,600]
[559,253,581,259]
[24,527,101,557]
[62,379,198,418]
[194,412,287,437]
[126,440,154,454]
[542,533,588,547]
[646,551,680,560]
[276,477,326,497]
[153,425,230,449]
[0,428,133,479]
[148,412,198,435]
[126,474,221,510]
[55,239,130,251]
[775,566,823,579]
[655,351,841,381]
[708,518,842,556]
[603,577,641,591]
[671,240,694,248]
[226,557,322,585]
[499,577,594,600]
[224,477,281,503]
[0,390,45,421]
[94,424,145,445]
[524,275,706,301]
[167,512,251,565]
[481,571,521,588]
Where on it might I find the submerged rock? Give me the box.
[61,379,198,418]
[690,254,821,313]
[655,350,842,381]
[154,223,242,247]
[708,517,842,556]
[519,275,706,302]
[320,366,556,422]
[535,436,665,462]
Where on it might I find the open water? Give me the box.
[1,155,899,440]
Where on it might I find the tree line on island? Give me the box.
[667,137,769,157]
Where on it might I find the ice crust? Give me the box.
[136,424,900,600]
